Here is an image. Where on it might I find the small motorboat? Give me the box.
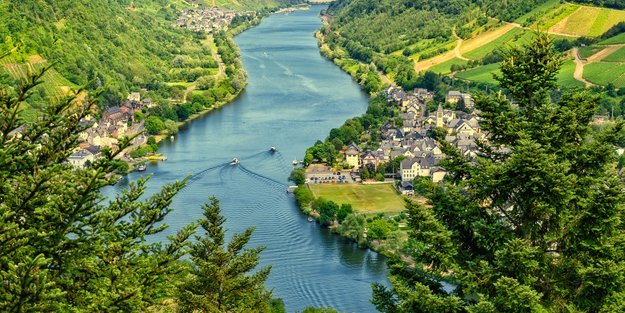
[270,146,277,153]
[137,164,147,172]
[230,158,239,165]
[307,217,314,223]
[292,159,298,165]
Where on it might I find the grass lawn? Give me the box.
[600,33,625,45]
[455,63,501,85]
[557,59,585,88]
[602,46,625,62]
[309,183,406,214]
[550,6,625,37]
[578,45,603,59]
[584,62,625,88]
[429,57,469,75]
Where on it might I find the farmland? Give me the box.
[602,46,625,62]
[549,5,625,37]
[455,63,501,85]
[584,62,625,87]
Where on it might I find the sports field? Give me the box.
[309,183,406,214]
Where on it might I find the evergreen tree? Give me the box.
[177,197,271,313]
[0,65,196,312]
[373,33,625,312]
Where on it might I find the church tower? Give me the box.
[436,103,444,128]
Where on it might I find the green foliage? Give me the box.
[145,115,165,135]
[269,298,287,313]
[293,186,314,211]
[0,67,195,312]
[313,198,339,227]
[336,203,353,223]
[569,0,625,10]
[289,168,306,185]
[367,219,397,241]
[177,197,272,313]
[373,33,625,312]
[337,214,367,246]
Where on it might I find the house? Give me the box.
[430,167,447,183]
[400,156,436,182]
[344,144,361,169]
[361,151,380,171]
[446,90,464,104]
[400,181,414,196]
[128,92,141,103]
[8,124,27,139]
[67,150,95,169]
[446,90,474,108]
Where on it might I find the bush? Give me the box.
[145,116,165,135]
[289,168,306,185]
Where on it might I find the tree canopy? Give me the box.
[373,33,625,312]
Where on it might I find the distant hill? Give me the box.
[321,0,625,89]
[0,0,301,110]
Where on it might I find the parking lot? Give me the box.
[305,165,358,184]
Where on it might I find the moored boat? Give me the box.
[230,158,239,165]
[137,164,147,172]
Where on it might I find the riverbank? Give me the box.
[103,6,387,311]
[274,4,310,14]
[292,180,412,259]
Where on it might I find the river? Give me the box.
[103,5,388,312]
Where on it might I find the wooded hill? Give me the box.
[322,0,625,93]
[0,0,300,113]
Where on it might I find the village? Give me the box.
[66,92,155,169]
[305,86,482,196]
[172,7,247,33]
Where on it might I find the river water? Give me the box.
[103,5,387,312]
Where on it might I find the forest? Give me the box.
[0,0,299,110]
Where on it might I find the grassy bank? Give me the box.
[309,183,406,214]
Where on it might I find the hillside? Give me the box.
[0,0,300,111]
[322,0,625,91]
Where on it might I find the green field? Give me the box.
[455,63,501,85]
[557,59,585,88]
[584,62,625,87]
[429,57,469,75]
[578,45,603,59]
[533,3,579,30]
[602,46,625,62]
[455,59,581,88]
[464,27,533,60]
[309,183,406,214]
[600,33,625,45]
[516,0,561,25]
[551,6,625,37]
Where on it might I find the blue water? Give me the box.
[103,6,387,312]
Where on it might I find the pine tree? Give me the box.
[0,63,196,312]
[373,33,625,312]
[177,197,272,313]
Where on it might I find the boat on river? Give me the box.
[230,158,239,165]
[307,217,314,223]
[270,146,277,152]
[292,158,298,165]
[137,164,147,172]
